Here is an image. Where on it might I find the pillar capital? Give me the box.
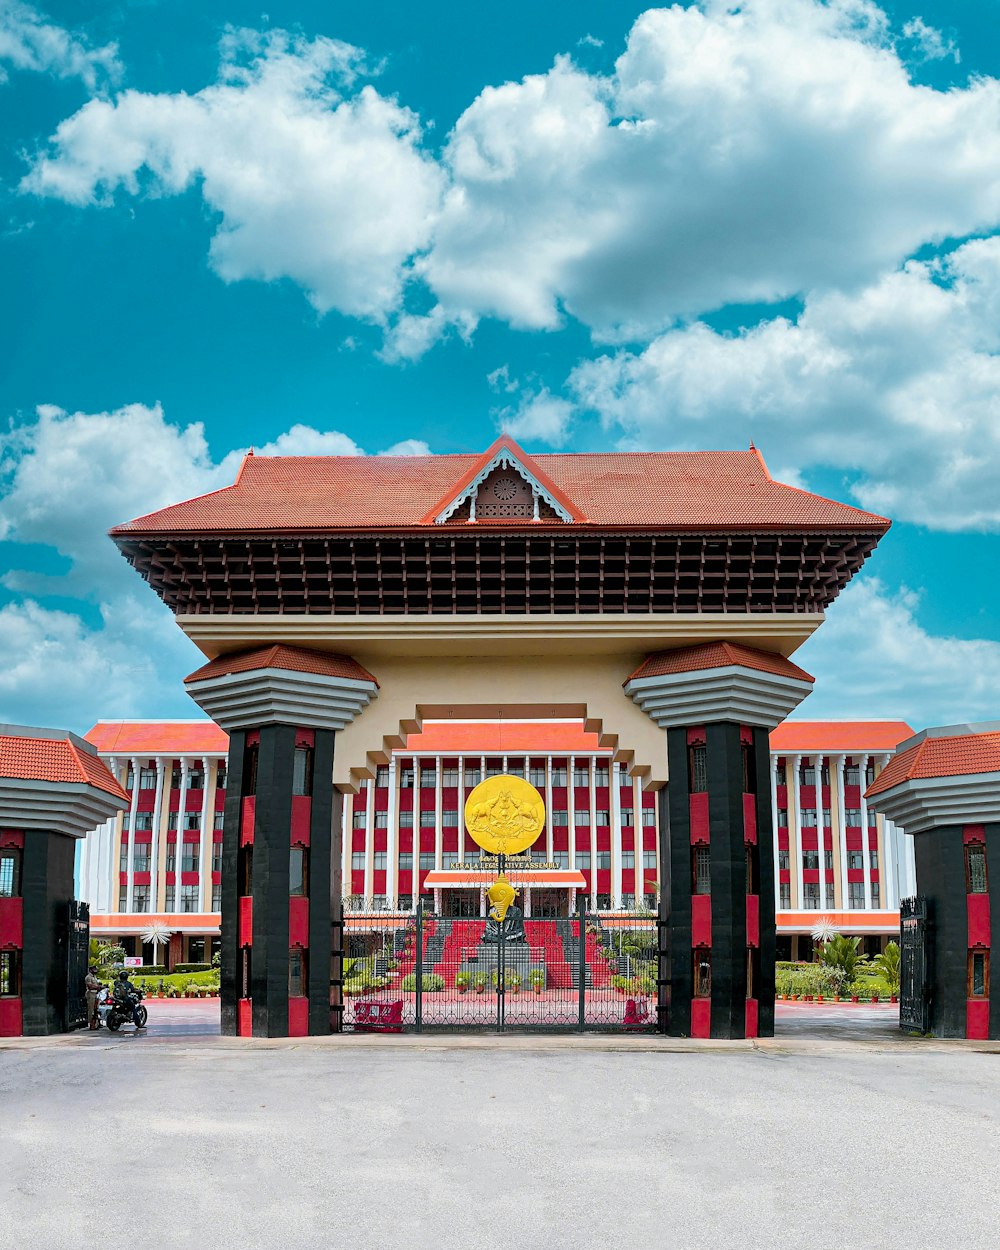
[624,641,813,729]
[185,644,378,732]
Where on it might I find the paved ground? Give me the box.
[3,1003,999,1250]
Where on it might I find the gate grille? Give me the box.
[899,896,930,1033]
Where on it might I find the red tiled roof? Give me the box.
[185,644,378,686]
[111,443,889,536]
[627,642,814,684]
[0,734,129,801]
[404,721,606,754]
[867,731,1000,798]
[85,721,230,755]
[770,720,914,754]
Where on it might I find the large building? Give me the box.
[79,717,914,967]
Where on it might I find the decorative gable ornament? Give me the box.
[432,436,579,524]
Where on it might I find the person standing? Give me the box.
[85,966,101,1030]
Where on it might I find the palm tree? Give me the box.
[873,941,901,994]
[820,933,864,981]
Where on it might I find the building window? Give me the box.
[290,846,309,897]
[868,809,878,828]
[119,885,128,911]
[778,849,789,871]
[212,843,223,874]
[845,766,861,786]
[551,811,568,826]
[595,851,611,870]
[967,843,988,894]
[622,893,635,909]
[139,767,157,789]
[375,812,389,829]
[419,852,435,869]
[214,812,225,830]
[164,886,175,911]
[689,745,708,793]
[777,808,788,828]
[420,809,436,827]
[621,850,635,870]
[243,742,258,796]
[0,950,19,997]
[373,852,387,870]
[692,846,711,895]
[798,763,816,786]
[871,882,880,906]
[844,808,862,826]
[573,766,590,786]
[171,766,182,790]
[464,767,482,786]
[184,813,200,831]
[803,883,820,909]
[823,808,831,826]
[620,807,634,826]
[869,849,879,871]
[351,852,366,871]
[800,809,817,827]
[135,813,153,831]
[288,949,307,997]
[216,764,227,790]
[376,766,390,788]
[186,769,204,791]
[969,950,989,998]
[485,760,503,778]
[168,813,179,831]
[553,850,569,868]
[398,810,414,828]
[823,851,833,871]
[693,950,712,997]
[802,851,819,870]
[442,809,459,826]
[133,846,151,873]
[420,768,436,788]
[529,766,546,787]
[865,762,876,786]
[441,768,459,787]
[849,882,865,908]
[643,851,657,869]
[595,810,610,826]
[779,883,791,909]
[180,885,199,913]
[0,849,21,898]
[133,885,150,914]
[166,845,177,874]
[576,852,591,870]
[848,851,864,871]
[399,853,413,872]
[212,884,221,911]
[181,846,198,874]
[399,769,414,788]
[641,808,656,828]
[292,747,313,797]
[353,811,367,829]
[550,768,567,787]
[594,767,609,786]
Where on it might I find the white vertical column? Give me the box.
[568,755,576,870]
[386,757,398,910]
[502,752,508,774]
[341,794,351,906]
[125,756,140,913]
[198,756,212,912]
[611,760,623,909]
[430,756,442,911]
[588,756,598,910]
[148,758,165,917]
[100,756,120,914]
[860,753,872,910]
[458,754,465,855]
[364,779,375,906]
[545,757,553,861]
[632,773,643,902]
[814,754,828,912]
[790,754,804,909]
[175,760,190,914]
[834,754,849,910]
[769,753,781,912]
[524,887,532,918]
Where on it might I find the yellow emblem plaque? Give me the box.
[464,773,545,857]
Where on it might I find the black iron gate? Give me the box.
[339,900,663,1034]
[899,896,930,1033]
[64,900,90,1031]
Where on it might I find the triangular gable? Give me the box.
[422,434,585,524]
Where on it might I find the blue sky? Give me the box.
[1,0,999,733]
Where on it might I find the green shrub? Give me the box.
[775,964,841,997]
[400,973,444,991]
[528,969,545,988]
[174,963,212,974]
[455,971,470,988]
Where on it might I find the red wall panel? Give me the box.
[0,997,22,1037]
[238,998,252,1037]
[0,897,22,948]
[742,793,757,843]
[289,897,309,947]
[967,999,990,1041]
[968,894,991,948]
[288,997,309,1037]
[690,997,711,1038]
[239,897,253,947]
[689,792,709,843]
[744,998,759,1039]
[746,895,759,948]
[290,795,311,845]
[240,796,255,844]
[691,895,712,947]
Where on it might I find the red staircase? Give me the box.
[434,919,486,977]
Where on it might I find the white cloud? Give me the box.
[0,0,120,90]
[380,438,431,456]
[498,388,574,448]
[418,0,1000,342]
[902,17,958,64]
[22,27,444,322]
[568,236,1000,531]
[253,424,362,457]
[794,578,1000,728]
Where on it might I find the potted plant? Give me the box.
[474,974,487,995]
[456,971,470,994]
[529,969,544,994]
[509,975,521,995]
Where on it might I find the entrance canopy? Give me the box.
[423,870,587,889]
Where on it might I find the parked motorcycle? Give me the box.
[106,984,148,1031]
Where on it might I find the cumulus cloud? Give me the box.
[0,0,120,90]
[902,17,958,64]
[22,27,443,321]
[569,236,1000,530]
[420,0,1000,342]
[794,578,1000,727]
[0,402,437,725]
[498,388,574,448]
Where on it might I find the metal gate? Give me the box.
[64,900,90,1031]
[899,896,930,1033]
[339,901,662,1034]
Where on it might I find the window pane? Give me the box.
[968,845,987,893]
[288,948,306,996]
[292,748,313,797]
[689,746,708,793]
[693,846,711,895]
[289,846,308,897]
[0,852,18,898]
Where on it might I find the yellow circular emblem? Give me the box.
[464,774,546,856]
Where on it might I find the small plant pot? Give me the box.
[890,994,898,1003]
[474,985,485,995]
[816,995,824,1003]
[871,995,880,1003]
[457,985,468,994]
[804,994,813,1002]
[510,985,520,995]
[851,995,859,1003]
[533,986,542,995]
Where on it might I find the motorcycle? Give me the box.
[106,984,148,1031]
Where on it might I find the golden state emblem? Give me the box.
[464,774,545,856]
